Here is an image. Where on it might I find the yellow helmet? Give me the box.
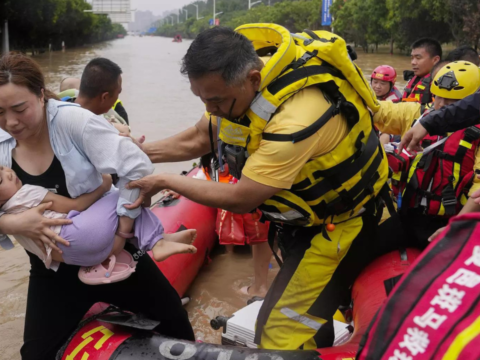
[431,61,480,99]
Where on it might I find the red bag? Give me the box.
[358,213,480,360]
[216,209,245,245]
[216,209,269,245]
[243,211,270,244]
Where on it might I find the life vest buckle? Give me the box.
[442,197,457,207]
[290,50,318,70]
[332,99,342,117]
[464,126,480,142]
[346,45,357,61]
[303,39,314,46]
[441,180,457,215]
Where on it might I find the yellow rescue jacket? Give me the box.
[218,24,389,227]
[113,98,123,110]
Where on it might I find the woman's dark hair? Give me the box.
[0,53,58,101]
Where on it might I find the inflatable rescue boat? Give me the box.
[57,207,421,360]
[172,35,183,43]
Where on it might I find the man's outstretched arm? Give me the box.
[420,92,480,135]
[125,173,280,214]
[400,92,480,152]
[143,114,214,163]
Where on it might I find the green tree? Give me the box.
[331,0,370,52]
[154,0,480,54]
[156,0,322,38]
[2,0,127,52]
[366,0,392,53]
[462,1,480,49]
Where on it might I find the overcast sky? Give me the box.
[130,0,195,15]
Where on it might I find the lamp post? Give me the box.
[192,4,204,20]
[1,20,9,54]
[213,0,223,25]
[248,0,262,9]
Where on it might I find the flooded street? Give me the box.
[0,36,411,359]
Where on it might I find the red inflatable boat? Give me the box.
[172,34,183,43]
[318,248,421,360]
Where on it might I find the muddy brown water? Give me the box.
[0,36,411,359]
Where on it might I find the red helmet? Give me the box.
[371,65,397,85]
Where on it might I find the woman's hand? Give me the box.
[125,174,164,209]
[3,202,72,253]
[101,174,113,192]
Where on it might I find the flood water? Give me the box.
[0,36,411,359]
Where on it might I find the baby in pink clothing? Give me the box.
[0,166,197,284]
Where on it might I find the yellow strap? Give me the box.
[460,140,473,149]
[453,162,461,190]
[438,203,445,216]
[442,315,480,359]
[112,99,123,110]
[405,153,423,186]
[452,140,472,190]
[392,172,401,181]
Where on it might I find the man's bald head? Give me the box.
[59,77,81,92]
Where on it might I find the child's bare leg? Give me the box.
[97,235,126,266]
[153,229,197,262]
[108,235,126,258]
[163,229,197,244]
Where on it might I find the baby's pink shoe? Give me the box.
[78,255,135,285]
[116,249,137,268]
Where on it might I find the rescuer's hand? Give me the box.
[398,123,428,153]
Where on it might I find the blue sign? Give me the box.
[147,27,157,34]
[321,0,332,26]
[209,18,214,26]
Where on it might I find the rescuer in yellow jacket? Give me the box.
[126,24,389,349]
